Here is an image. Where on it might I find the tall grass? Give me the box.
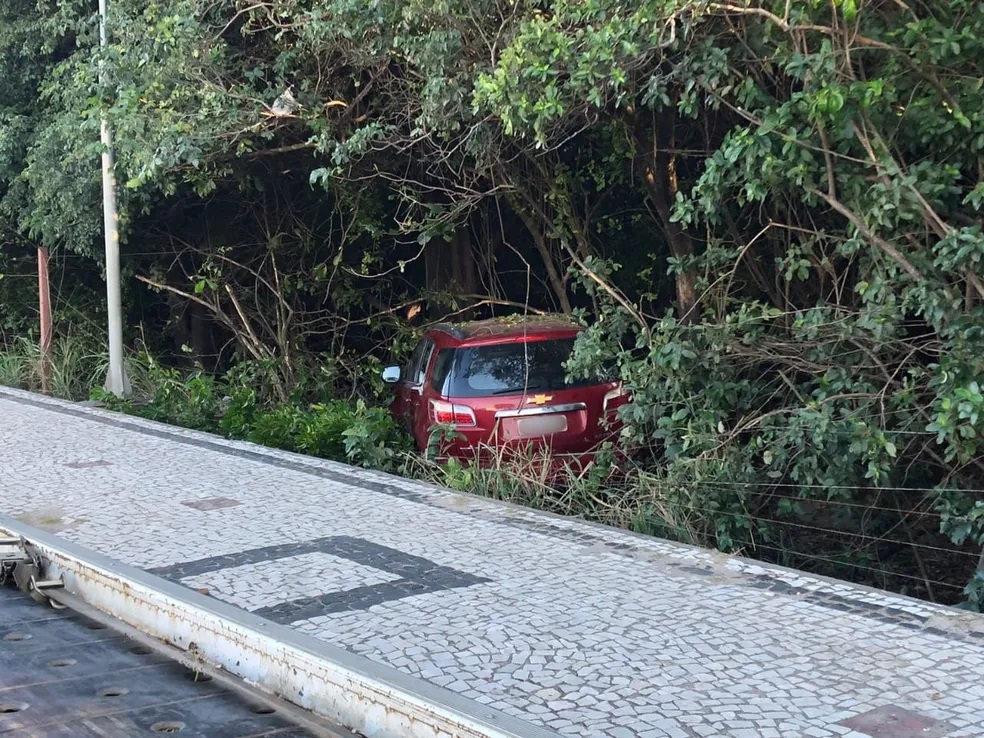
[0,334,156,400]
[403,443,705,545]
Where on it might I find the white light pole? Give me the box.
[99,0,129,396]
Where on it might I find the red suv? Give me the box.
[382,315,629,462]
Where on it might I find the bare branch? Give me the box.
[808,189,925,281]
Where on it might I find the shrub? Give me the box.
[100,362,413,471]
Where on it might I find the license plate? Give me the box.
[515,414,568,438]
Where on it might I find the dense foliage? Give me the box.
[1,0,982,607]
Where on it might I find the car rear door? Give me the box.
[405,337,436,449]
[393,339,427,431]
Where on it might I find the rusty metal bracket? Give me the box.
[1,537,29,588]
[1,539,64,608]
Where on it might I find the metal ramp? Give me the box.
[1,537,354,738]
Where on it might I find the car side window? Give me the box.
[415,340,435,385]
[405,338,435,386]
[430,348,455,394]
[404,340,425,383]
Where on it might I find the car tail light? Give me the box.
[431,400,477,427]
[603,384,631,414]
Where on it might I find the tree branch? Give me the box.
[808,189,925,281]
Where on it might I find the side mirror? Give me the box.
[381,366,401,384]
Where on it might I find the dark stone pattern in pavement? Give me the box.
[148,535,491,624]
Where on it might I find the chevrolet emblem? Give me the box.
[526,394,553,406]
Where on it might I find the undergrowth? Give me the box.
[92,359,414,472]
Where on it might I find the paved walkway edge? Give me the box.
[0,514,558,738]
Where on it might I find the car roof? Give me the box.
[429,314,582,343]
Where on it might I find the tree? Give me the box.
[478,0,984,601]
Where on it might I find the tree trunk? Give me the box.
[511,201,573,314]
[189,302,212,365]
[636,107,699,324]
[425,222,480,319]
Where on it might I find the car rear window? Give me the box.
[433,338,600,398]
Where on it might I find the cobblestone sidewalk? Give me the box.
[2,387,983,738]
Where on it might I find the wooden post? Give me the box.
[37,246,53,394]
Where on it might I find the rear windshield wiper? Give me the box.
[490,385,545,396]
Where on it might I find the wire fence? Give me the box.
[467,456,984,604]
[738,540,968,594]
